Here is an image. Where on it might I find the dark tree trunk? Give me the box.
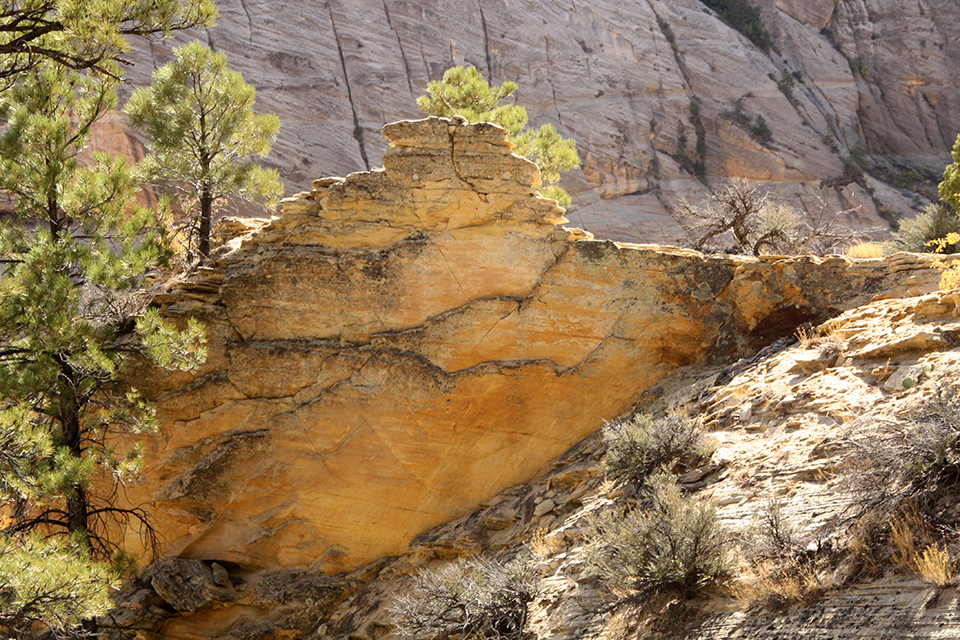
[198,187,212,261]
[55,355,89,539]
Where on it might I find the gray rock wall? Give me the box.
[121,0,960,241]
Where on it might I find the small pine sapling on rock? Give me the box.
[418,65,580,205]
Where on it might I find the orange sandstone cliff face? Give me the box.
[121,119,941,616]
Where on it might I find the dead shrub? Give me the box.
[842,383,960,519]
[840,384,960,584]
[735,501,830,607]
[674,178,865,256]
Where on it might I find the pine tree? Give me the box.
[0,534,115,635]
[0,62,205,636]
[0,0,217,79]
[417,65,580,206]
[125,41,283,261]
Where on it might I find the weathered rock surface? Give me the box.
[313,288,960,640]
[118,0,960,242]
[150,558,240,613]
[111,118,950,638]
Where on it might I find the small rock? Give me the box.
[150,558,239,613]
[312,176,345,190]
[883,364,926,391]
[534,499,556,517]
[568,483,590,501]
[787,351,833,374]
[211,562,231,587]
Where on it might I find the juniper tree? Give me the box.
[417,65,580,206]
[0,0,216,80]
[125,41,283,261]
[0,63,205,636]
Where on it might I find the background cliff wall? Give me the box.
[115,0,960,243]
[116,118,947,639]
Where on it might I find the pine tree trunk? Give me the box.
[55,355,90,539]
[62,403,89,536]
[198,187,212,261]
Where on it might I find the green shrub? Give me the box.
[889,203,960,253]
[601,412,713,479]
[657,17,676,46]
[702,0,773,52]
[390,557,539,640]
[751,114,772,143]
[843,140,871,179]
[585,473,735,597]
[771,70,795,98]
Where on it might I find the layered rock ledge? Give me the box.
[119,118,944,636]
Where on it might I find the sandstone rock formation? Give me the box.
[316,288,960,640]
[119,0,960,242]
[114,118,948,638]
[119,284,960,639]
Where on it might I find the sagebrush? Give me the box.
[390,556,539,640]
[584,472,735,597]
[888,203,960,254]
[601,411,713,479]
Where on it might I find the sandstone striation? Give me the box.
[114,118,948,639]
[120,0,960,242]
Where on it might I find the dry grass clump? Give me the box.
[794,325,845,357]
[915,544,956,586]
[734,501,831,608]
[845,241,885,259]
[889,505,932,571]
[887,505,957,586]
[735,557,824,607]
[527,528,565,560]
